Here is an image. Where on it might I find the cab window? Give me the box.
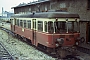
[48,21,53,33]
[54,21,66,33]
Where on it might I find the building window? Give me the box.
[27,20,31,29]
[88,0,90,9]
[38,21,43,31]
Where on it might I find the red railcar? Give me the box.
[10,12,81,58]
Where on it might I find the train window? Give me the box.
[54,21,79,33]
[54,21,66,33]
[20,20,23,27]
[27,20,31,29]
[44,21,47,32]
[67,22,73,32]
[74,22,79,32]
[24,20,26,28]
[60,22,66,30]
[48,21,53,33]
[38,21,43,31]
[17,19,19,26]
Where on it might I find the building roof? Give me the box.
[11,12,79,18]
[11,0,50,9]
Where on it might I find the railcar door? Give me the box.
[13,18,16,31]
[11,19,15,32]
[32,19,36,45]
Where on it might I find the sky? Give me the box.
[0,0,38,13]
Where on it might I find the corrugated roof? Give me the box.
[11,0,50,9]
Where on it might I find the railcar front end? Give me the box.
[43,18,81,58]
[43,18,80,47]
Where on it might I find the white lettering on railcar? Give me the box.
[22,28,24,32]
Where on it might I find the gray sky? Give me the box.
[0,0,38,13]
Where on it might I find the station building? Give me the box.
[11,0,90,44]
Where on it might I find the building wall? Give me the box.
[14,0,90,20]
[80,22,87,42]
[14,1,50,14]
[50,0,89,21]
[68,0,88,21]
[39,2,50,12]
[50,0,68,11]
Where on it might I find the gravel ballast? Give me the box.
[0,29,55,60]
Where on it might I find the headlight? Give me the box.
[57,38,64,44]
[76,42,79,45]
[56,43,59,47]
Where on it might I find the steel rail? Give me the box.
[0,42,14,60]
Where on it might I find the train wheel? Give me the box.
[71,46,78,56]
[57,48,66,58]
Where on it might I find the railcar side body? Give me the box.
[10,12,81,58]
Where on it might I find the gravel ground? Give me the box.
[0,29,55,60]
[76,51,90,60]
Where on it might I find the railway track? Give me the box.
[36,46,81,60]
[0,43,14,60]
[77,46,90,55]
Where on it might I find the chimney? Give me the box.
[2,7,3,16]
